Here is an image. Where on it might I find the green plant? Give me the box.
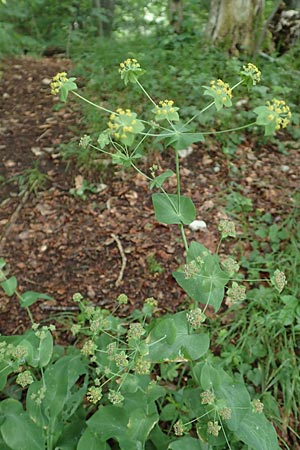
[147,253,165,274]
[0,59,292,449]
[17,162,48,195]
[69,176,98,200]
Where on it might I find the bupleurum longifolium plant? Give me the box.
[0,59,291,450]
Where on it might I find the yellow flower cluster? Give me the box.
[155,99,176,115]
[118,58,141,74]
[267,98,291,129]
[50,72,68,95]
[210,79,232,101]
[243,63,261,83]
[107,108,136,140]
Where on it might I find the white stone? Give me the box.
[189,220,207,231]
[178,146,193,158]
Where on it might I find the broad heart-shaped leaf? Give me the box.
[77,427,110,450]
[235,409,280,450]
[168,436,208,449]
[165,131,204,150]
[42,352,87,418]
[1,276,17,296]
[173,241,229,312]
[20,330,53,368]
[84,403,158,450]
[149,169,175,190]
[0,398,45,450]
[52,418,86,450]
[193,362,251,430]
[147,312,209,362]
[152,193,196,225]
[19,291,53,308]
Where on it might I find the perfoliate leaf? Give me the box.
[149,169,175,190]
[19,291,53,308]
[173,241,229,312]
[1,276,17,297]
[147,312,210,362]
[165,132,204,150]
[59,78,77,102]
[152,193,196,225]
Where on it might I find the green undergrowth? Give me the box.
[54,36,300,174]
[210,194,300,446]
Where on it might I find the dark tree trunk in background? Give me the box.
[169,0,183,33]
[284,0,300,8]
[93,0,115,37]
[206,0,265,54]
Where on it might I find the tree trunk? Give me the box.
[169,0,183,34]
[93,0,115,37]
[206,0,265,54]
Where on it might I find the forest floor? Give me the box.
[0,56,300,448]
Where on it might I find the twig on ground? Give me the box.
[111,233,127,287]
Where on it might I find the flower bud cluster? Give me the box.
[16,370,34,388]
[79,134,91,149]
[50,72,68,95]
[127,323,145,342]
[134,356,151,375]
[81,339,97,357]
[221,257,240,275]
[207,420,221,436]
[117,293,128,305]
[220,406,232,420]
[186,308,206,328]
[242,63,261,84]
[108,108,136,141]
[227,282,246,304]
[155,100,176,115]
[118,58,141,74]
[114,351,129,368]
[87,386,103,404]
[272,269,287,293]
[184,256,203,279]
[200,389,215,405]
[210,79,232,101]
[266,99,291,130]
[251,398,264,413]
[174,419,185,436]
[108,389,124,405]
[218,219,236,238]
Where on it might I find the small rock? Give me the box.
[213,165,220,173]
[31,146,43,156]
[280,165,290,172]
[189,220,207,231]
[42,77,52,85]
[202,155,212,165]
[178,146,194,158]
[2,92,10,99]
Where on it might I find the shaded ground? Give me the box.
[1,56,299,335]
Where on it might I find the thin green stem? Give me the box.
[174,148,189,252]
[201,121,256,135]
[183,101,215,128]
[180,224,189,254]
[71,91,114,115]
[135,78,157,107]
[130,162,152,181]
